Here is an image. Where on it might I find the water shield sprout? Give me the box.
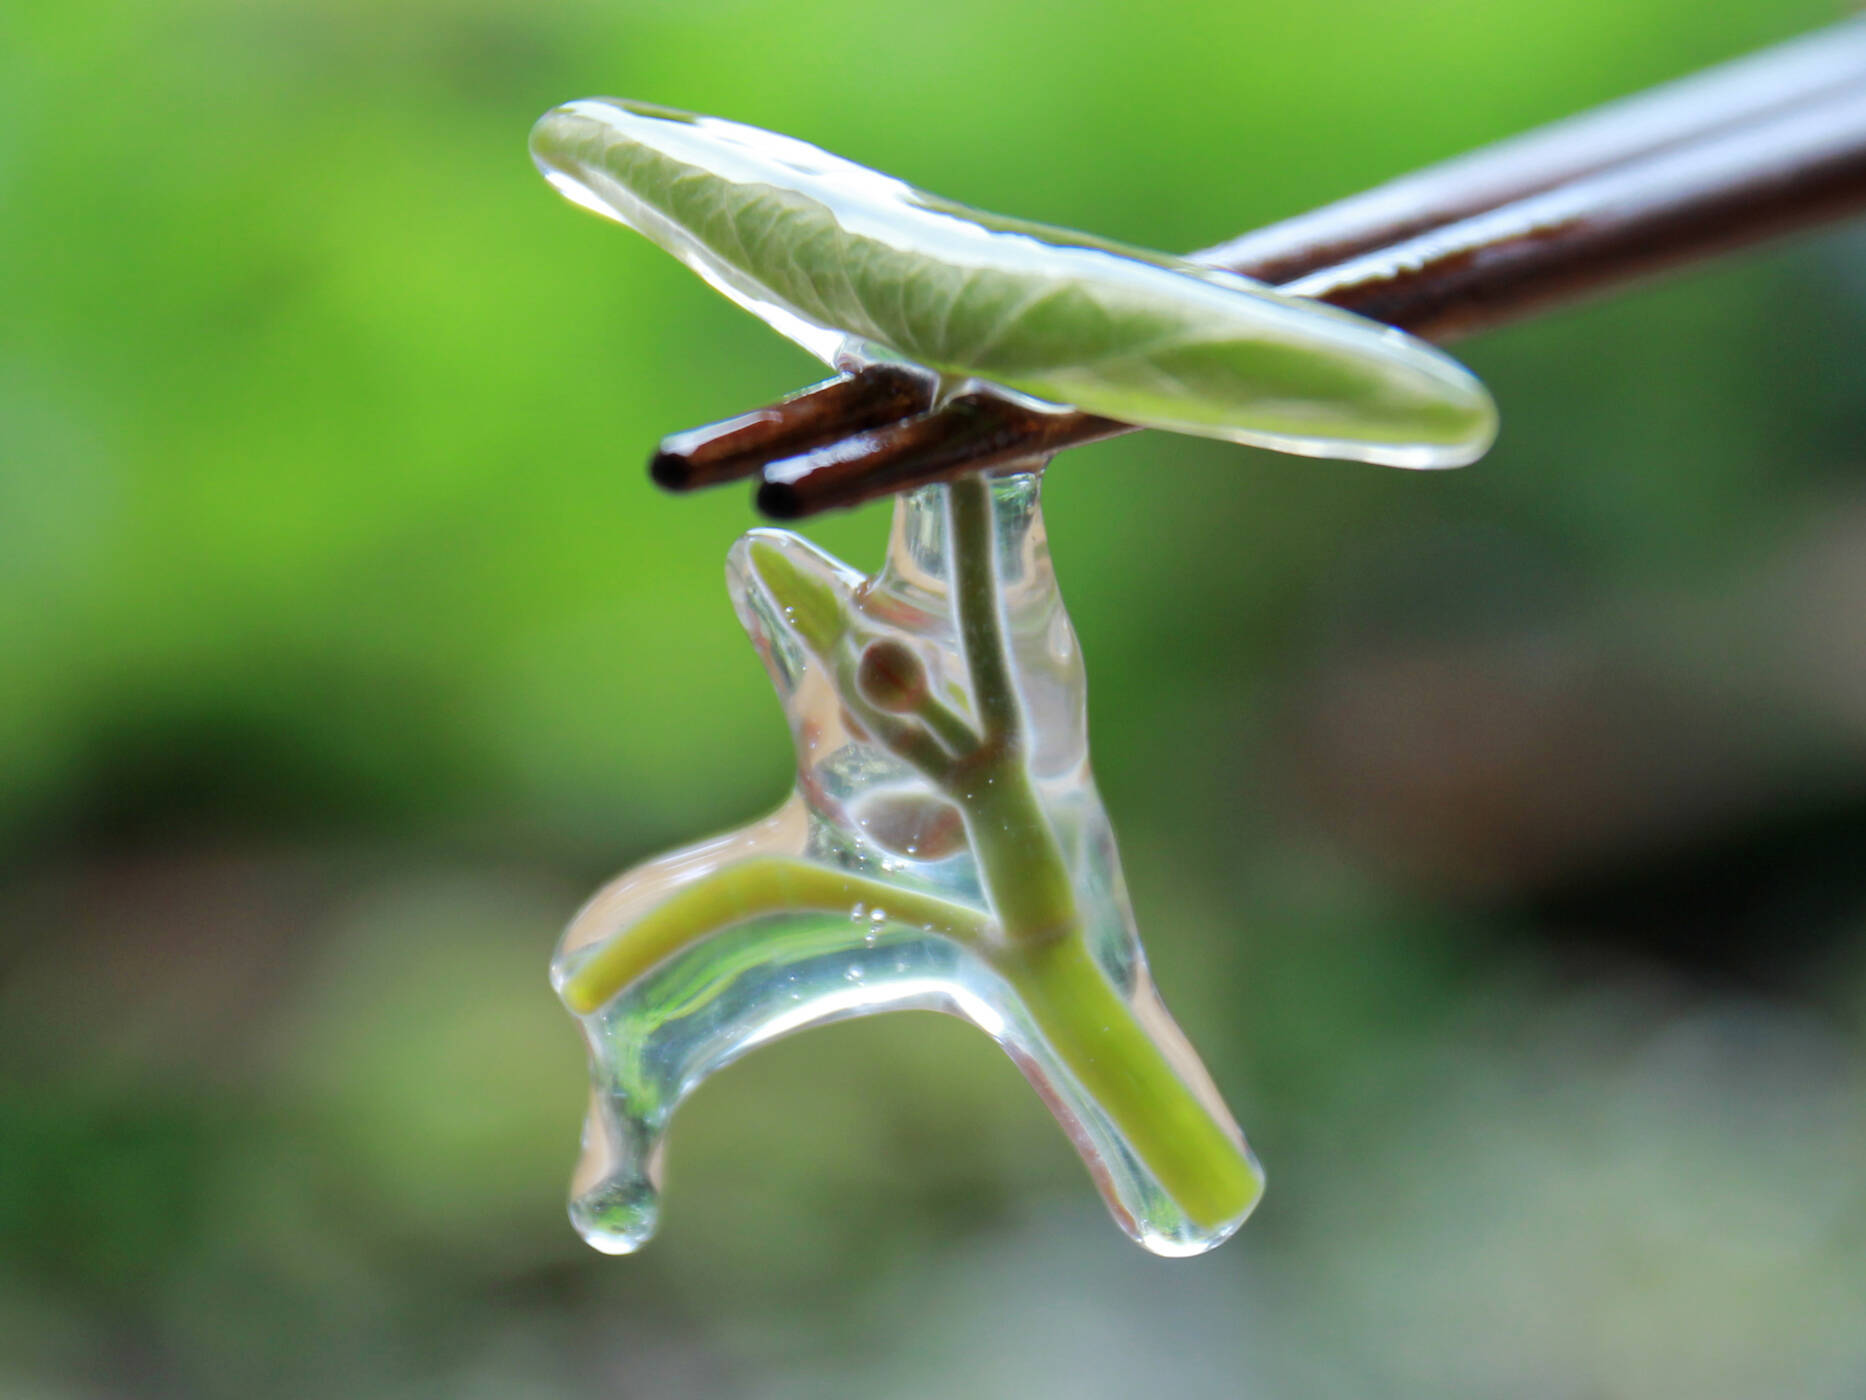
[556,475,1263,1255]
[533,98,1501,1256]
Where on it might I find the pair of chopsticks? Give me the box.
[650,19,1866,520]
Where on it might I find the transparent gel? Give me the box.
[553,473,1264,1257]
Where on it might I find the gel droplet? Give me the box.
[568,1173,658,1256]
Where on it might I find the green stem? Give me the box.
[939,472,1260,1229]
[948,474,1021,744]
[945,748,1078,947]
[999,937,1263,1228]
[943,474,1078,948]
[560,856,990,1014]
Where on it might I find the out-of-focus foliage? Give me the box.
[4,1,1866,1396]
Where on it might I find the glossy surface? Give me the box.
[531,99,1497,467]
[553,473,1263,1256]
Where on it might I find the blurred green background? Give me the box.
[6,1,1866,1395]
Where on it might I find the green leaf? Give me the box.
[532,99,1498,468]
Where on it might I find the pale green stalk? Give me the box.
[561,857,989,1015]
[936,474,1259,1228]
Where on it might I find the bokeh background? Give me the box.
[7,2,1866,1395]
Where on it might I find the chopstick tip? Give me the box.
[754,477,808,519]
[649,447,697,490]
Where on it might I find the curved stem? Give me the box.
[560,856,991,1014]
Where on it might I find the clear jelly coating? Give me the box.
[531,98,1497,468]
[552,472,1263,1257]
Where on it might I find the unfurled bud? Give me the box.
[857,638,929,713]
